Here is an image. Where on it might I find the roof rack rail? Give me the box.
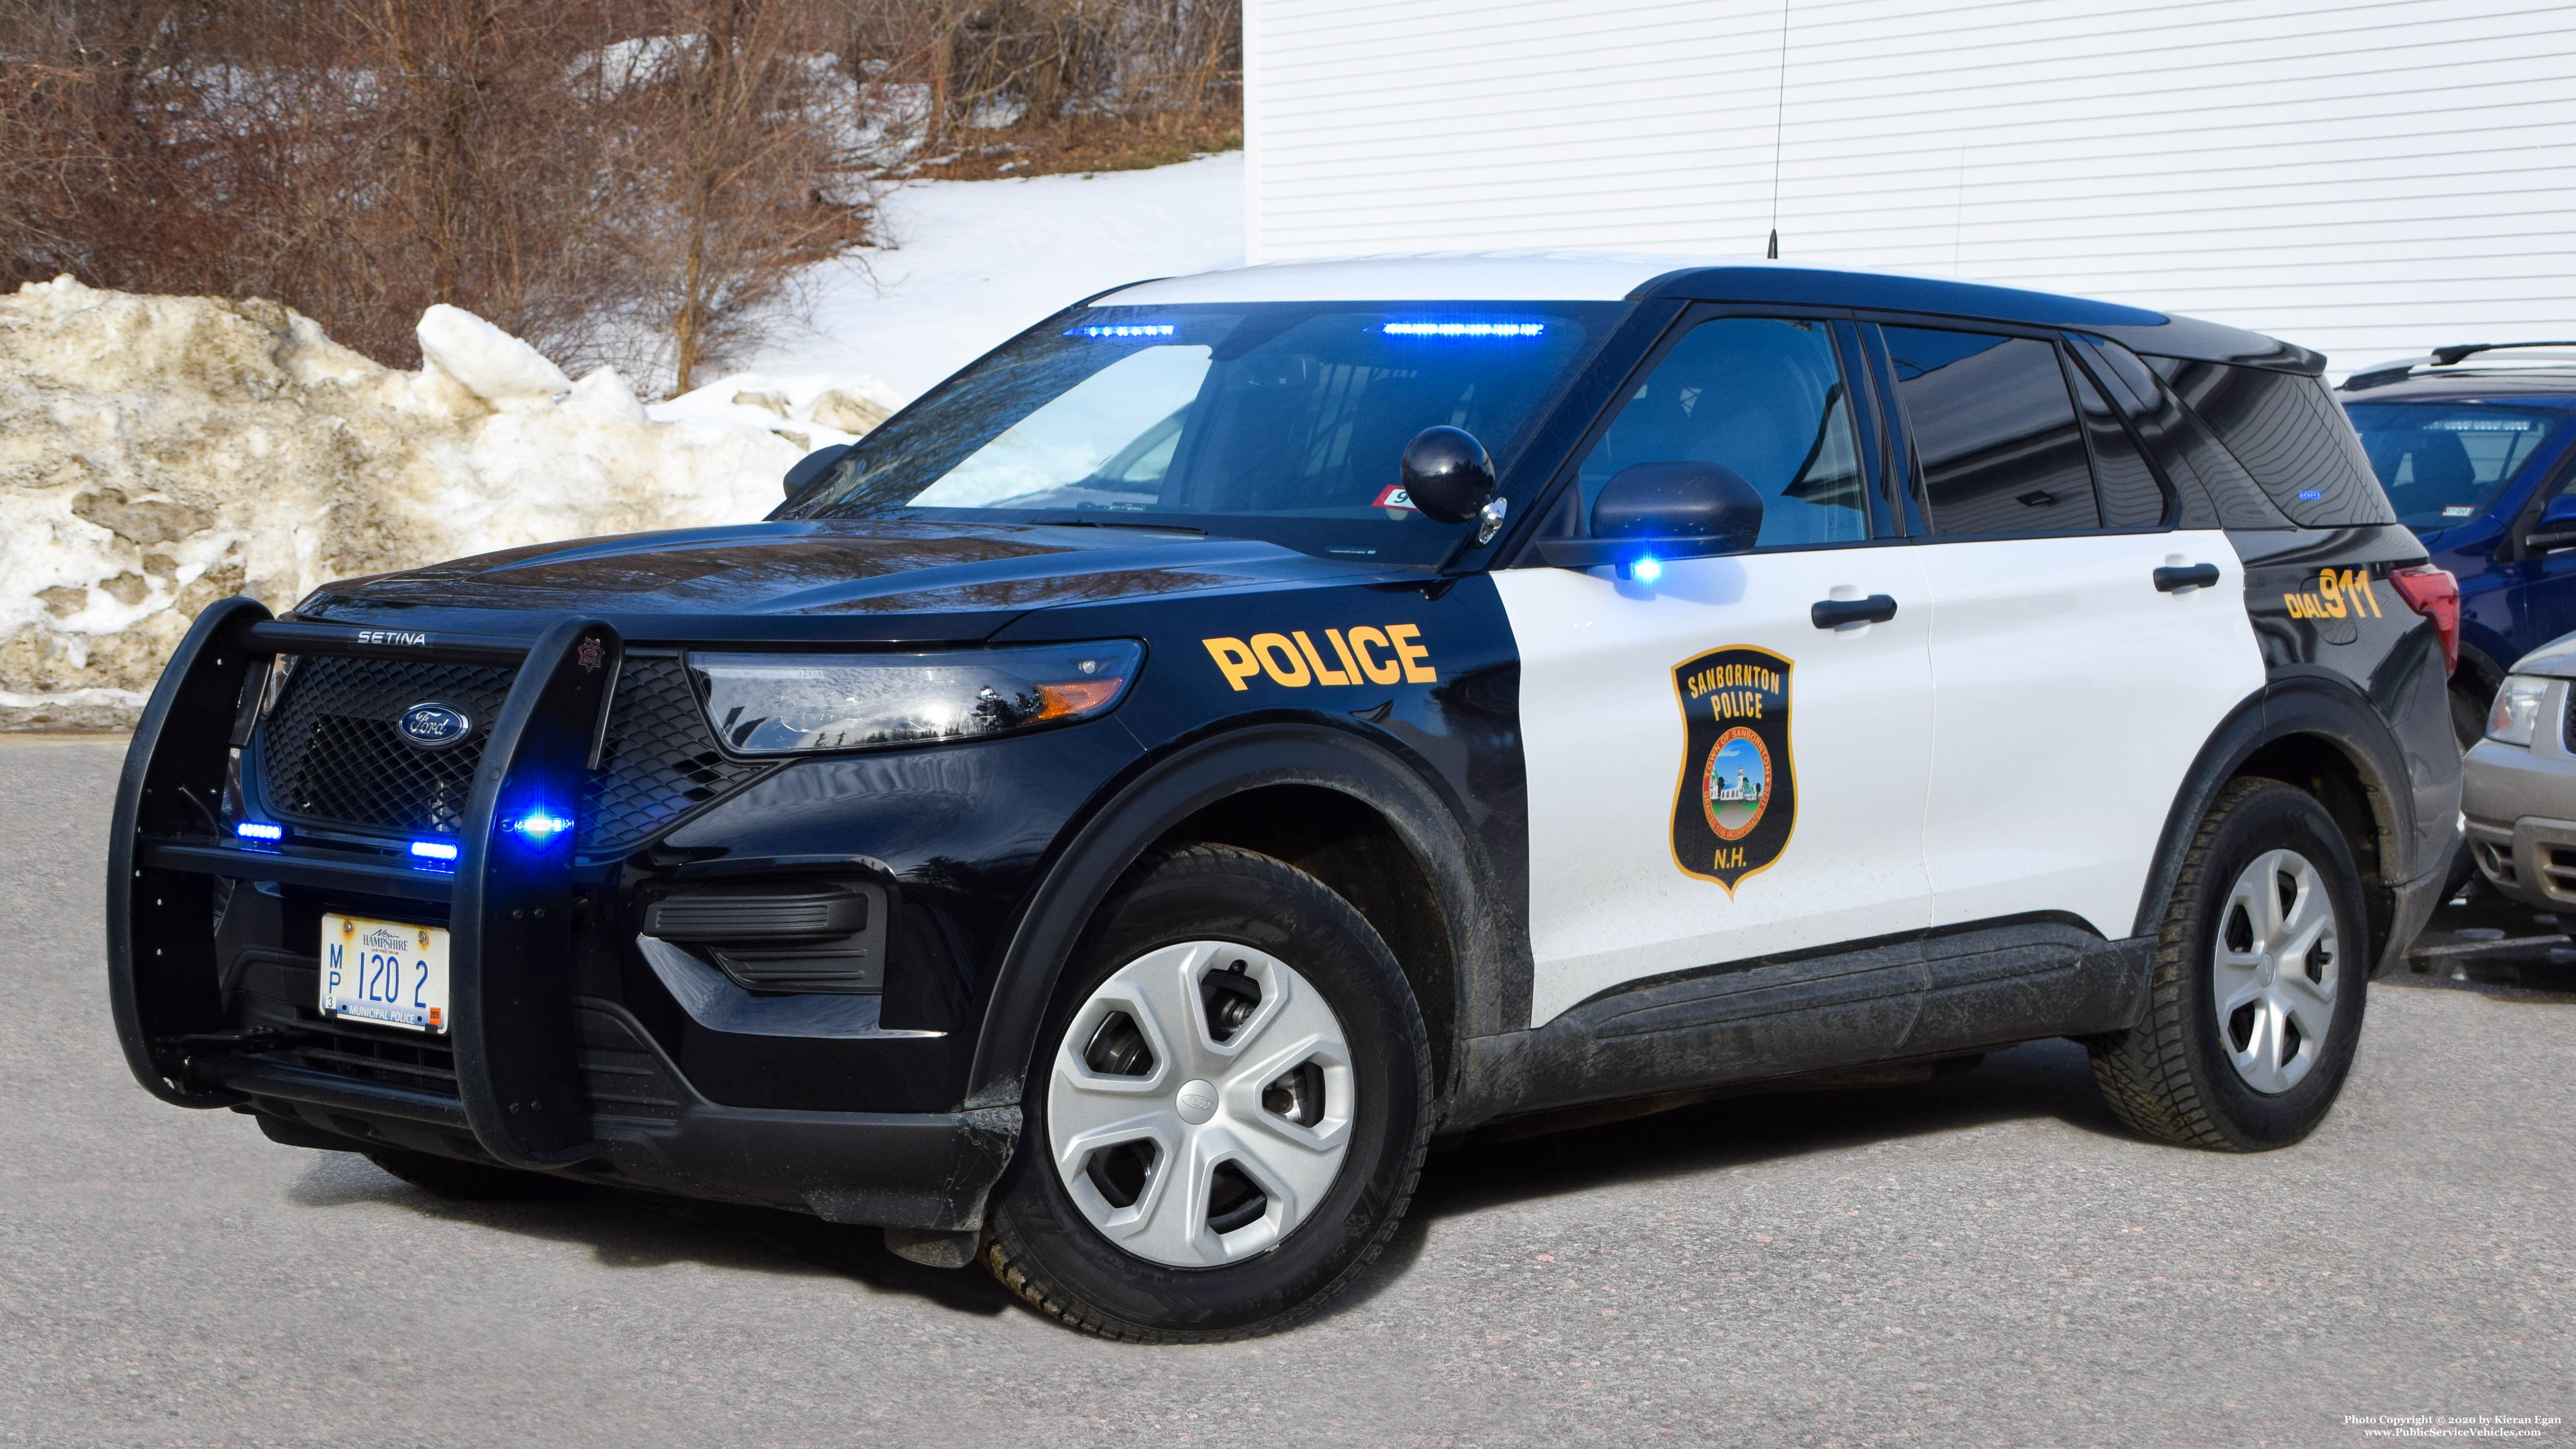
[2342,341,2576,391]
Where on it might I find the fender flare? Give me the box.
[960,721,1508,1112]
[2131,672,2420,960]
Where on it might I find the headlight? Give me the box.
[2487,674,2551,746]
[690,641,1143,755]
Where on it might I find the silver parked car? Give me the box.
[2465,632,2576,907]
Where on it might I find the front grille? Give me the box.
[263,659,512,835]
[258,653,768,853]
[262,1015,462,1098]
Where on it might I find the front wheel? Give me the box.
[2090,779,2371,1150]
[981,845,1431,1341]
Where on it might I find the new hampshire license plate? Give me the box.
[320,913,450,1033]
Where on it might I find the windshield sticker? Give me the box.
[1204,626,1435,690]
[1671,646,1796,893]
[1372,484,1418,516]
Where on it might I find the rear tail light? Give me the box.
[2389,565,2460,674]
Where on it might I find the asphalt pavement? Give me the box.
[3,735,2567,1448]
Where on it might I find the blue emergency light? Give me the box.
[234,821,283,842]
[1381,321,1546,338]
[410,840,459,861]
[506,811,576,841]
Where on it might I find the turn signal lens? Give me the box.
[2487,674,2549,747]
[2389,564,2460,674]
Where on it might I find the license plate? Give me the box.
[320,913,449,1034]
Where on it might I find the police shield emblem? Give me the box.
[1670,645,1796,892]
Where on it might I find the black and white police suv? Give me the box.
[111,256,2462,1340]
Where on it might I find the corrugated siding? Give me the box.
[1245,0,2576,370]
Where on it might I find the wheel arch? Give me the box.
[963,722,1510,1119]
[2134,675,2419,974]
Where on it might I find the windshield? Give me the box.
[2342,400,2570,530]
[781,302,1626,564]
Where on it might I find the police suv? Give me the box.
[111,256,2461,1341]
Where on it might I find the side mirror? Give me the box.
[1535,462,1765,575]
[784,442,855,499]
[1398,426,1497,525]
[2527,494,2576,553]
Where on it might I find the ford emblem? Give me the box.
[397,701,473,749]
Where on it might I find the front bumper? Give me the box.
[109,600,1014,1231]
[207,999,1015,1230]
[2462,724,2576,908]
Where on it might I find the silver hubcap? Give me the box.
[1046,941,1355,1268]
[2212,848,2340,1095]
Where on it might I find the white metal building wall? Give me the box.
[1243,0,2576,370]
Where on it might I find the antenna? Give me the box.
[1768,0,1791,256]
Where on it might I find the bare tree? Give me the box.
[0,0,1239,388]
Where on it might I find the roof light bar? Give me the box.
[1382,321,1546,338]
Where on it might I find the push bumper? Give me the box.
[108,599,1015,1231]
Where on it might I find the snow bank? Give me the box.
[0,279,862,730]
[0,152,1248,729]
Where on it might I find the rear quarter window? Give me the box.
[2147,358,2396,527]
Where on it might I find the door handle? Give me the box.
[1811,595,1899,629]
[2153,563,2222,593]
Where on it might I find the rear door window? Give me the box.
[2064,357,2169,528]
[1882,327,2098,535]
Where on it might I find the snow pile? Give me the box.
[0,150,1248,730]
[647,369,906,450]
[0,279,855,730]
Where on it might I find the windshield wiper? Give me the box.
[1027,515,1207,537]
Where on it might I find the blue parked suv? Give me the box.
[2341,344,2576,743]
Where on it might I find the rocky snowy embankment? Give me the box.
[0,278,897,730]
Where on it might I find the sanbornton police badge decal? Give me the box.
[1670,645,1796,892]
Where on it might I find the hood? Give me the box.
[295,519,1408,641]
[2511,630,2576,680]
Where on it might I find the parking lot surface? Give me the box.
[4,736,2567,1448]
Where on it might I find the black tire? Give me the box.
[365,1147,583,1201]
[981,844,1432,1342]
[2089,779,2371,1150]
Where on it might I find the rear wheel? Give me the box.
[982,845,1431,1341]
[2090,779,2370,1150]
